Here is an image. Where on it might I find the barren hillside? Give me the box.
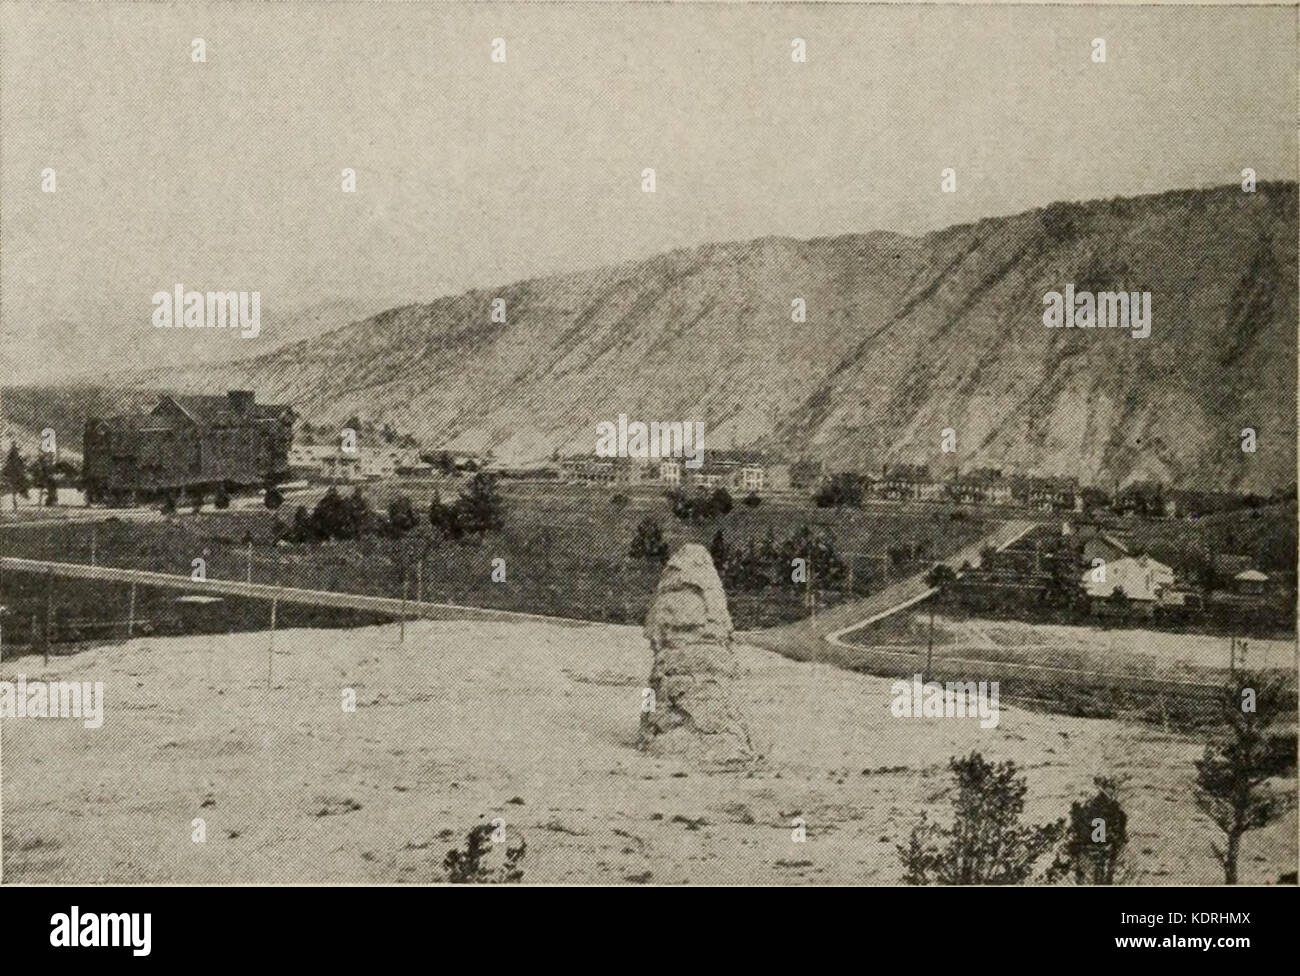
[16,182,1298,492]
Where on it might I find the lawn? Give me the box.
[0,480,996,651]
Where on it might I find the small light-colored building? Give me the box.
[1234,569,1269,595]
[947,467,1012,504]
[289,444,363,482]
[877,463,934,501]
[1082,554,1174,610]
[739,464,765,492]
[614,457,650,484]
[322,452,362,482]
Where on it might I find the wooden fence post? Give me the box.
[400,573,408,643]
[44,569,53,665]
[268,595,278,689]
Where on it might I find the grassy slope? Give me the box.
[0,484,993,649]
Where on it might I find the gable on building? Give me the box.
[83,390,293,500]
[1081,554,1174,603]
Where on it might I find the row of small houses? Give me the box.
[283,441,1181,521]
[286,444,432,482]
[874,465,1083,509]
[559,457,1087,510]
[69,392,1189,516]
[559,453,789,492]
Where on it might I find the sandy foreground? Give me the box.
[2,619,1294,884]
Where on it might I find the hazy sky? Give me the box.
[2,2,1296,381]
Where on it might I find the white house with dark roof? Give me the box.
[1082,554,1175,608]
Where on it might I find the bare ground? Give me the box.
[2,618,1294,884]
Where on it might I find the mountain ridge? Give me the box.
[62,181,1300,492]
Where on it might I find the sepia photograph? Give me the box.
[0,0,1296,920]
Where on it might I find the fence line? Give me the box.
[0,557,602,630]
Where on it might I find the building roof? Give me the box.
[1081,554,1174,602]
[1012,474,1080,492]
[91,392,287,434]
[1215,554,1255,575]
[291,445,348,460]
[1093,532,1133,556]
[882,463,931,481]
[93,413,176,434]
[158,393,290,427]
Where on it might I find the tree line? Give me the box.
[2,443,80,511]
[280,473,506,544]
[629,518,870,597]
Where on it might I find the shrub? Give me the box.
[386,494,419,536]
[898,752,1064,884]
[442,823,526,884]
[264,486,284,510]
[742,492,761,508]
[1194,670,1297,883]
[1040,200,1081,243]
[979,544,998,571]
[665,485,738,521]
[779,526,846,590]
[610,492,630,508]
[289,505,312,542]
[31,453,56,507]
[428,489,463,541]
[629,516,669,563]
[304,486,358,541]
[813,472,865,508]
[455,473,505,537]
[342,487,376,539]
[710,487,733,516]
[665,487,712,521]
[214,486,231,510]
[1047,777,1129,884]
[2,443,29,511]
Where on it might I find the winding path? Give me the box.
[741,518,1039,665]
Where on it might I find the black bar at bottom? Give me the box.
[0,883,1293,964]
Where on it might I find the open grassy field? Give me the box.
[0,481,997,651]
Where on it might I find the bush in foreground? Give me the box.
[443,824,525,884]
[1194,670,1296,883]
[1047,777,1129,884]
[898,752,1064,884]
